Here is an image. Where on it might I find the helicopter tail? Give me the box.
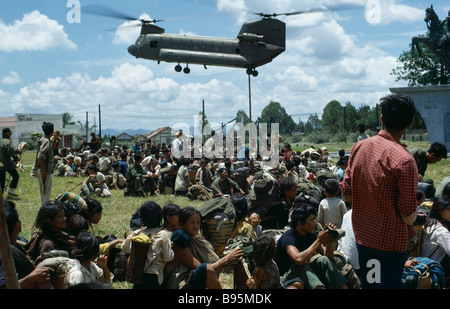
[237,18,285,48]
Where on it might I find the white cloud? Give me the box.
[378,1,424,25]
[2,71,21,85]
[217,0,249,25]
[0,10,77,52]
[4,63,249,129]
[113,13,150,45]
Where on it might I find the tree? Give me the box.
[62,112,76,128]
[256,101,296,135]
[391,40,449,86]
[235,110,250,126]
[305,114,322,133]
[321,100,344,133]
[356,104,379,131]
[343,102,358,133]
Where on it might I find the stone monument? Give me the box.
[391,6,450,152]
[390,85,450,152]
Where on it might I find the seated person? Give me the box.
[421,196,450,276]
[274,203,348,289]
[164,207,243,289]
[126,153,155,197]
[1,200,52,289]
[247,171,288,230]
[211,167,245,198]
[111,162,127,191]
[82,164,111,198]
[26,200,76,264]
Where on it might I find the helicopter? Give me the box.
[84,4,362,76]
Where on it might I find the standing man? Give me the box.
[340,94,419,289]
[408,142,447,181]
[34,122,60,205]
[0,128,20,198]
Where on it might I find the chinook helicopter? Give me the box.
[84,4,361,76]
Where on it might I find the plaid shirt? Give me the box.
[340,130,418,253]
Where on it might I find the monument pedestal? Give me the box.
[390,85,450,152]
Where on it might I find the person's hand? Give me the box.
[326,223,337,230]
[30,267,51,283]
[224,248,243,264]
[246,276,256,289]
[405,259,419,269]
[317,230,334,246]
[109,239,124,248]
[97,255,108,269]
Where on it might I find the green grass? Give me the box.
[4,142,449,289]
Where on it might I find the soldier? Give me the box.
[0,128,20,198]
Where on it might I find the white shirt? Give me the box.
[122,227,174,285]
[64,259,112,288]
[337,210,359,269]
[422,222,450,264]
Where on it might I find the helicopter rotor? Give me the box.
[254,2,364,19]
[82,4,164,26]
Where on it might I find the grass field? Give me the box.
[3,140,449,289]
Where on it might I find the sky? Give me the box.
[0,0,449,134]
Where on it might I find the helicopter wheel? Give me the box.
[175,65,182,72]
[246,68,258,77]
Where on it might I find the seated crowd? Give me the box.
[1,136,449,290]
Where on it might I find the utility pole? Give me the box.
[98,105,102,139]
[202,100,206,145]
[248,75,252,123]
[85,112,89,141]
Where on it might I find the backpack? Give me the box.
[295,177,322,203]
[400,257,445,289]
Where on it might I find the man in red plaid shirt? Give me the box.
[340,94,419,289]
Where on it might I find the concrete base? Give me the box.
[390,85,450,152]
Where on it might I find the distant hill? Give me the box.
[101,128,151,137]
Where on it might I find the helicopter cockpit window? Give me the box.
[135,36,143,45]
[150,40,158,48]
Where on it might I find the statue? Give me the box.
[412,5,450,71]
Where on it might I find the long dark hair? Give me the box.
[34,200,65,233]
[162,203,181,228]
[178,206,201,225]
[81,197,103,222]
[252,233,276,267]
[71,231,99,263]
[425,196,450,229]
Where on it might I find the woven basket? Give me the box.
[203,218,236,254]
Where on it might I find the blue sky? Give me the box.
[1,0,449,132]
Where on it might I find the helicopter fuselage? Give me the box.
[127,19,286,74]
[128,33,284,70]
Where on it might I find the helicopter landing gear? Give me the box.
[175,64,190,74]
[246,68,258,77]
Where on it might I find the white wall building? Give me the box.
[0,113,92,148]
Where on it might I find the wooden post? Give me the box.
[0,168,20,289]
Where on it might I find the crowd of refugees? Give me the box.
[0,93,449,290]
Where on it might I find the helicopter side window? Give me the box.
[150,40,158,48]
